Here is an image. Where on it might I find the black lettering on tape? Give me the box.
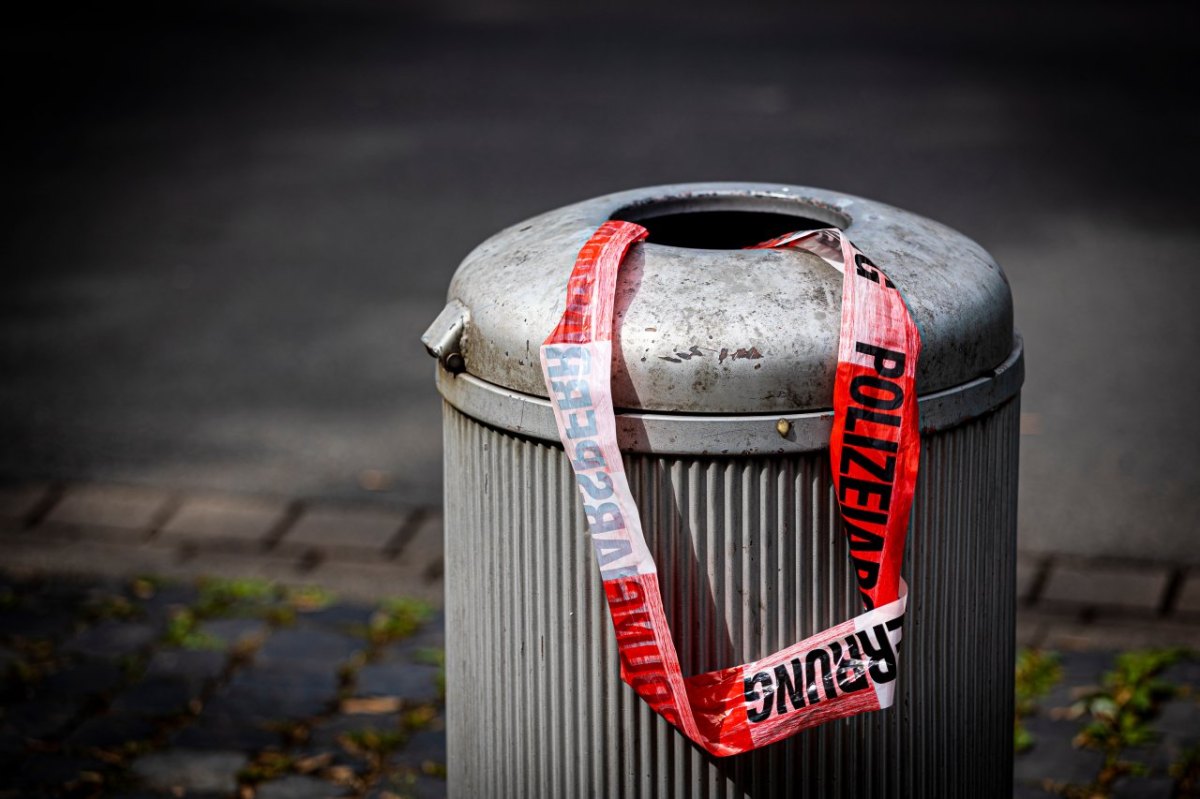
[843,432,899,453]
[774,658,808,716]
[543,345,590,378]
[845,405,901,432]
[805,649,838,704]
[849,375,904,411]
[857,624,898,684]
[840,477,893,513]
[843,519,884,552]
[551,378,593,410]
[594,538,633,569]
[577,472,614,500]
[840,504,889,526]
[851,554,881,592]
[584,502,624,534]
[564,409,598,439]
[745,672,775,723]
[853,253,896,289]
[572,440,605,471]
[840,446,897,484]
[854,342,905,377]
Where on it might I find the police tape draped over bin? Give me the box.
[539,220,922,756]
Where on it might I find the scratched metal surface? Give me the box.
[431,334,1022,455]
[443,396,1018,798]
[430,183,1013,414]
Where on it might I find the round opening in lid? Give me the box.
[611,193,850,250]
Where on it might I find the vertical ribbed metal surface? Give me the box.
[444,397,1019,798]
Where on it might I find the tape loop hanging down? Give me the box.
[540,220,921,756]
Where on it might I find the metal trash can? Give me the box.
[422,182,1023,798]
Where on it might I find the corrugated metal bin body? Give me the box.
[426,182,1024,798]
[444,396,1019,798]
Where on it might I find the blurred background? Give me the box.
[2,0,1197,563]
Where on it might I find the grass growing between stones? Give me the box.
[238,750,295,784]
[163,608,223,650]
[82,593,142,623]
[1064,648,1189,795]
[364,598,433,650]
[1015,648,1062,752]
[159,578,339,651]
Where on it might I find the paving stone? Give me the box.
[1118,742,1175,774]
[112,673,202,717]
[1109,775,1176,799]
[1017,555,1043,602]
[132,749,247,794]
[1013,716,1105,786]
[2,537,180,582]
[44,484,172,534]
[310,559,442,606]
[306,713,400,749]
[197,617,270,649]
[1041,562,1170,613]
[0,728,24,758]
[1160,657,1200,688]
[38,576,103,604]
[354,662,440,704]
[279,506,410,557]
[1016,613,1047,649]
[168,715,279,751]
[370,770,446,799]
[0,699,81,740]
[158,494,287,547]
[297,602,376,630]
[145,648,228,684]
[204,666,339,721]
[41,659,125,700]
[63,621,157,659]
[0,606,77,639]
[1155,695,1200,744]
[257,774,348,799]
[9,753,107,790]
[1043,650,1114,710]
[255,627,365,671]
[291,742,372,776]
[386,514,444,599]
[1044,620,1200,651]
[136,583,201,629]
[66,713,158,748]
[389,728,446,773]
[1175,571,1200,617]
[0,483,50,522]
[160,550,306,585]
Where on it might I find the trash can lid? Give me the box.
[430,182,1013,415]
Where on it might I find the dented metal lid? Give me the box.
[424,182,1013,415]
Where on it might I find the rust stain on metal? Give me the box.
[719,346,764,364]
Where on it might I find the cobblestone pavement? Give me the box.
[0,573,446,798]
[3,481,1200,797]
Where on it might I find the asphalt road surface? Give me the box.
[2,1,1197,562]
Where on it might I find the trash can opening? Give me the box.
[611,195,848,250]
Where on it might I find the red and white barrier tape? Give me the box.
[540,220,921,756]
